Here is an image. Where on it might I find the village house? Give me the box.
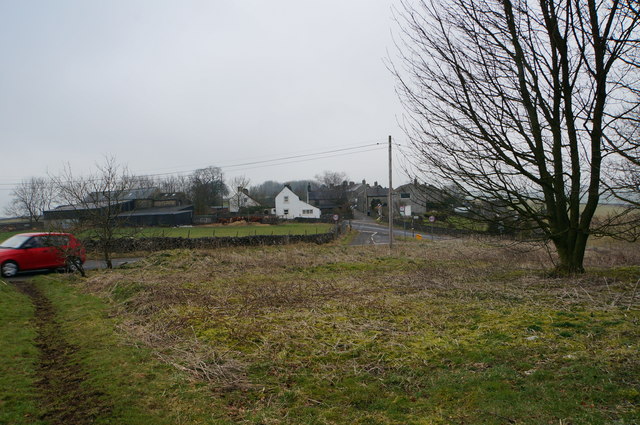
[274,185,320,219]
[306,183,352,218]
[226,187,261,213]
[394,180,456,217]
[349,180,390,216]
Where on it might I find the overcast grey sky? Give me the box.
[0,0,406,213]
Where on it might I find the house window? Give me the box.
[284,196,289,203]
[302,209,313,215]
[284,209,289,215]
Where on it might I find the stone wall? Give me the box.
[82,232,336,253]
[0,222,42,232]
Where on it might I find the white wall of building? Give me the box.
[274,186,321,219]
[227,191,261,213]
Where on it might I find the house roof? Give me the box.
[366,187,389,197]
[49,199,132,212]
[117,205,193,217]
[308,189,345,201]
[394,183,449,203]
[86,187,158,203]
[226,192,261,205]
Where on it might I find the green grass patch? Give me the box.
[0,230,25,242]
[112,223,333,238]
[0,282,43,425]
[35,275,230,424]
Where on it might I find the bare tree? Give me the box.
[5,177,55,224]
[189,166,228,215]
[249,180,282,207]
[315,171,349,187]
[50,156,135,269]
[157,174,192,195]
[606,115,640,206]
[228,175,252,213]
[393,0,639,273]
[130,174,158,190]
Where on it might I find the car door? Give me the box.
[21,236,58,270]
[47,235,70,267]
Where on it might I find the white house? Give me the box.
[227,188,261,213]
[274,186,321,219]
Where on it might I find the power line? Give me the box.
[135,142,384,179]
[0,141,388,188]
[224,146,386,173]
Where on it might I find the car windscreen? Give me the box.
[0,234,32,249]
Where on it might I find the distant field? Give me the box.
[593,203,630,217]
[129,223,333,238]
[0,230,22,242]
[0,223,333,243]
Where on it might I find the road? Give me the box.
[348,211,446,245]
[2,257,140,281]
[84,258,140,270]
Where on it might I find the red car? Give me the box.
[0,232,85,278]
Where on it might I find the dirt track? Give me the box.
[13,280,111,424]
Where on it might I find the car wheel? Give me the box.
[66,257,83,274]
[1,261,19,278]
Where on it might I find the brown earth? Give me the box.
[13,280,111,425]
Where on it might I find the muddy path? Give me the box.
[13,280,111,425]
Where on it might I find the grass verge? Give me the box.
[2,238,639,424]
[0,280,42,424]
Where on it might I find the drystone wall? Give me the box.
[82,232,336,253]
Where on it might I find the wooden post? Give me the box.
[389,135,393,249]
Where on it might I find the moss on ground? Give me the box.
[74,239,640,424]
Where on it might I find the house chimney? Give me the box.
[307,183,311,203]
[243,188,249,195]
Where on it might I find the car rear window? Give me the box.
[42,235,70,247]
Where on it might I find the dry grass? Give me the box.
[81,237,640,424]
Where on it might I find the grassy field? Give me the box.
[1,237,638,424]
[124,223,333,238]
[0,223,333,243]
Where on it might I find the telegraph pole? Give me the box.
[388,135,393,249]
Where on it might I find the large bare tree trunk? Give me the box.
[393,0,639,274]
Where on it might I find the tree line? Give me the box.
[5,160,351,223]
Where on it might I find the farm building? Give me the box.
[44,188,194,227]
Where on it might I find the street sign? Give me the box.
[429,216,436,222]
[333,214,339,222]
